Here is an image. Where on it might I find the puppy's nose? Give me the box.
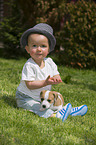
[42,105,46,108]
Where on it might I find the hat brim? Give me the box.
[20,28,56,52]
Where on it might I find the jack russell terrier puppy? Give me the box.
[40,90,64,111]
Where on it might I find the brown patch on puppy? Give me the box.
[40,90,46,102]
[51,91,64,106]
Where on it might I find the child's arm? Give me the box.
[25,75,62,90]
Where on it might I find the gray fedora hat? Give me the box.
[20,23,56,52]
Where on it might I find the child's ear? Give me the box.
[25,45,30,54]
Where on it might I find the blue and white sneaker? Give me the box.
[70,105,88,116]
[56,103,72,122]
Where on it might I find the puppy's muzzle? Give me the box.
[40,100,51,111]
[40,104,47,111]
[42,105,46,108]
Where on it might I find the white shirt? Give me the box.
[17,57,59,101]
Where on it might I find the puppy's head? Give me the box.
[40,90,55,111]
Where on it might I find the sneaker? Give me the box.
[70,105,88,116]
[56,103,72,122]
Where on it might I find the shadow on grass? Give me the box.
[2,95,17,108]
[67,80,96,92]
[88,84,96,91]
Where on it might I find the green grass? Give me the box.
[0,58,96,145]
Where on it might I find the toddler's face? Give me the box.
[25,34,49,63]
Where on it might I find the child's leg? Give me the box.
[16,90,54,118]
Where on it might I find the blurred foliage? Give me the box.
[0,0,27,58]
[56,0,96,68]
[17,0,64,31]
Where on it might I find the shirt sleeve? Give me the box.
[48,58,60,76]
[22,64,36,81]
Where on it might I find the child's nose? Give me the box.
[37,46,42,51]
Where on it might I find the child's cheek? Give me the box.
[30,49,36,54]
[44,49,49,56]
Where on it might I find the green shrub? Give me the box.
[0,1,26,58]
[56,0,96,68]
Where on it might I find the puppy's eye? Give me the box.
[48,99,51,103]
[41,98,44,101]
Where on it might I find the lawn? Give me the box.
[0,57,96,145]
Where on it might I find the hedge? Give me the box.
[0,1,26,58]
[56,0,96,68]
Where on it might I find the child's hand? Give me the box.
[45,75,62,85]
[53,75,62,83]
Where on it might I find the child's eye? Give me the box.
[41,45,46,48]
[32,45,37,48]
[47,99,51,103]
[41,98,44,101]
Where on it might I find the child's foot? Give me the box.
[70,105,88,116]
[56,103,72,122]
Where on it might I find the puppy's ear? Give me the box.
[40,90,46,97]
[40,91,43,96]
[53,93,58,100]
[40,91,44,97]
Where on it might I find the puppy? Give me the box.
[40,90,64,111]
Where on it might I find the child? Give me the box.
[16,23,88,121]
